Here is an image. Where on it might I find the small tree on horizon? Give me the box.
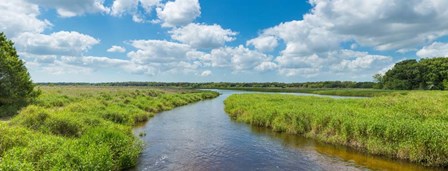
[0,32,39,117]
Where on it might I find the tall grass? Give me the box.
[224,92,448,167]
[0,86,219,170]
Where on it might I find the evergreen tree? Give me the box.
[0,32,39,117]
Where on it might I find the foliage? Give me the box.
[0,86,219,170]
[0,33,39,117]
[225,92,448,167]
[37,81,377,89]
[378,58,448,90]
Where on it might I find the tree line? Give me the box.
[375,57,448,90]
[38,81,377,89]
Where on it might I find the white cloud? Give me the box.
[107,45,126,53]
[110,0,138,16]
[14,31,100,56]
[110,0,160,22]
[255,62,278,72]
[278,68,320,77]
[203,45,273,72]
[61,56,130,68]
[0,0,51,37]
[246,36,278,52]
[125,39,209,74]
[416,42,448,58]
[313,0,448,51]
[200,70,212,77]
[128,40,192,63]
[332,52,392,72]
[252,1,448,54]
[247,0,448,78]
[156,0,201,27]
[42,61,93,75]
[170,23,237,49]
[27,0,110,17]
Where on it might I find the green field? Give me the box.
[224,91,448,167]
[0,86,218,170]
[214,87,407,97]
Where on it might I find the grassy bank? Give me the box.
[0,86,219,170]
[224,92,448,167]
[215,87,406,97]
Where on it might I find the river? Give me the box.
[131,90,440,171]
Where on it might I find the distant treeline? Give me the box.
[37,81,376,89]
[375,57,448,90]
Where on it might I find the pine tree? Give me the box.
[0,32,39,117]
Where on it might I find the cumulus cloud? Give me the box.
[61,56,130,68]
[0,0,51,37]
[42,61,93,75]
[278,68,321,77]
[200,70,212,77]
[124,39,209,74]
[14,31,100,56]
[246,0,448,78]
[255,62,278,72]
[416,42,448,58]
[110,0,138,16]
[110,0,160,22]
[203,45,274,72]
[156,0,201,27]
[27,0,110,17]
[273,49,393,77]
[246,36,278,52]
[170,23,237,49]
[128,40,192,63]
[331,51,392,72]
[107,45,126,53]
[256,0,448,54]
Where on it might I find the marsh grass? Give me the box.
[0,86,218,170]
[224,92,448,167]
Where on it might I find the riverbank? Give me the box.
[211,87,406,97]
[0,86,219,170]
[224,91,448,168]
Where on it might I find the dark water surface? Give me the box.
[131,90,439,171]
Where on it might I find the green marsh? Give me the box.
[224,91,448,168]
[0,86,218,170]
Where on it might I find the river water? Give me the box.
[131,90,440,171]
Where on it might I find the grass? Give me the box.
[0,86,219,170]
[224,91,448,168]
[214,87,407,97]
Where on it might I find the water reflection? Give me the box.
[249,126,443,171]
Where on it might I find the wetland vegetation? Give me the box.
[224,91,448,168]
[0,86,218,170]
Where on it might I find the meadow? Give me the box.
[224,91,448,167]
[0,86,219,170]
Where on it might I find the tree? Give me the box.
[0,32,39,117]
[372,73,384,89]
[378,57,448,90]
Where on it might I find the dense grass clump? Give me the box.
[224,92,448,167]
[0,86,219,170]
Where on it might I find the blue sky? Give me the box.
[2,0,448,82]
